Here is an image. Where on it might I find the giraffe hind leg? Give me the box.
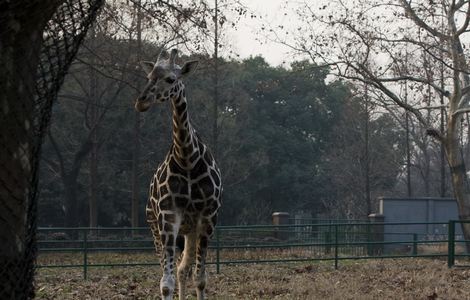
[176,234,185,255]
[177,232,196,300]
[194,234,209,300]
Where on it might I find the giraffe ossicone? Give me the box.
[135,48,222,300]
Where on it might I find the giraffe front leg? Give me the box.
[159,213,180,300]
[146,201,160,253]
[177,232,196,300]
[194,233,209,300]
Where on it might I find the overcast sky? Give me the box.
[225,0,300,66]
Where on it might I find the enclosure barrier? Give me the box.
[36,220,470,279]
[447,220,470,268]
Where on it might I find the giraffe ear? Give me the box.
[140,61,155,74]
[180,60,199,77]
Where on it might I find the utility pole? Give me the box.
[422,51,432,196]
[439,14,447,198]
[405,89,412,197]
[131,0,143,228]
[89,24,99,228]
[440,49,446,197]
[404,53,412,197]
[364,85,371,216]
[212,0,219,157]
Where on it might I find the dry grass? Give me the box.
[35,257,470,300]
[418,242,466,255]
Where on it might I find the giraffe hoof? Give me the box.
[162,286,170,296]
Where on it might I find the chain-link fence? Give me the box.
[0,1,103,298]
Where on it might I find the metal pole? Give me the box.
[334,225,338,270]
[448,221,455,268]
[216,227,220,274]
[412,234,418,256]
[83,228,88,279]
[325,230,331,255]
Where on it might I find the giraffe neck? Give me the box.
[170,85,199,167]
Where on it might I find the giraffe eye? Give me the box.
[164,77,175,84]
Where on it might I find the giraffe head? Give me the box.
[135,49,199,112]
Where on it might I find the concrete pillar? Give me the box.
[272,212,290,240]
[368,213,385,255]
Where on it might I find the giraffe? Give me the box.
[135,49,222,300]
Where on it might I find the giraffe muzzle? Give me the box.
[135,98,151,112]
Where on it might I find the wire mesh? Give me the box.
[0,0,103,298]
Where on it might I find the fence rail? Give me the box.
[36,220,470,279]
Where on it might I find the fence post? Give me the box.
[272,212,290,240]
[367,213,385,256]
[366,222,372,256]
[448,220,455,268]
[83,228,88,279]
[216,227,220,274]
[325,230,331,255]
[412,234,418,256]
[334,224,338,270]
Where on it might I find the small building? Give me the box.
[378,197,462,252]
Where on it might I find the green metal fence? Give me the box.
[36,220,470,279]
[447,220,470,268]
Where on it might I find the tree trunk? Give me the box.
[445,115,470,252]
[63,174,80,230]
[0,2,62,298]
[422,145,431,197]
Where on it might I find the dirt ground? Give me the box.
[35,258,470,300]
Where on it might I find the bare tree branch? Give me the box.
[400,0,449,40]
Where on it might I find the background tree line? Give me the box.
[37,43,412,226]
